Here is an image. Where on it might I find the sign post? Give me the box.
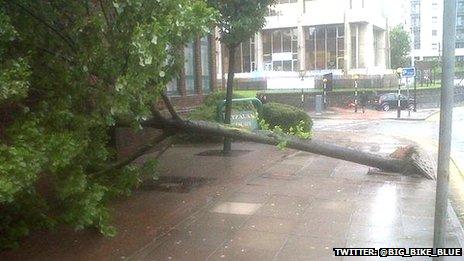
[402,67,416,117]
[322,73,333,110]
[396,68,403,119]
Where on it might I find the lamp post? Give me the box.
[414,73,417,112]
[396,67,403,119]
[354,74,359,113]
[323,78,328,110]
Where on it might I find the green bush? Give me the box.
[260,103,313,133]
[203,91,246,107]
[188,104,217,122]
[189,91,252,122]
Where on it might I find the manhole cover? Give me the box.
[196,150,252,157]
[141,176,214,193]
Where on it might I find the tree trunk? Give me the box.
[115,104,433,179]
[153,118,404,172]
[223,45,236,155]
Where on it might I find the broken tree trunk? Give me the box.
[141,115,434,179]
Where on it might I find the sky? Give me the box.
[382,0,409,26]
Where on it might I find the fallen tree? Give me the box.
[124,96,436,180]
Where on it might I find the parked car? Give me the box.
[372,93,415,111]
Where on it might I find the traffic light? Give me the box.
[323,73,333,91]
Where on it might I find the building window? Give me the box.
[305,25,344,70]
[166,79,178,96]
[432,43,438,50]
[222,37,256,74]
[432,16,438,24]
[414,30,421,50]
[432,30,438,36]
[184,42,195,95]
[200,37,211,93]
[458,16,464,26]
[263,28,299,72]
[412,17,420,27]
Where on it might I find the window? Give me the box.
[432,16,438,24]
[200,37,210,93]
[305,25,345,70]
[184,42,195,94]
[166,79,178,96]
[432,30,438,36]
[458,16,464,26]
[262,28,299,72]
[224,38,256,74]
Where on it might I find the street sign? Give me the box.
[402,67,416,78]
[217,98,263,131]
[230,111,259,130]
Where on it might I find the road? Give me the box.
[313,107,464,162]
[313,106,464,223]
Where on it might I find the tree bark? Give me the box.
[111,96,433,180]
[147,118,404,173]
[223,45,237,155]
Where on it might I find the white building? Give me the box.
[218,0,392,85]
[410,0,464,61]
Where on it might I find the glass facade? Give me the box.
[305,25,344,70]
[222,38,256,74]
[411,0,421,50]
[233,38,256,73]
[263,28,299,72]
[184,42,195,95]
[200,37,211,93]
[166,78,178,96]
[457,0,464,48]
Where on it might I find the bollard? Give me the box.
[315,95,323,114]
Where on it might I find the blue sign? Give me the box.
[402,67,416,77]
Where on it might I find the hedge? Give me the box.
[260,102,313,133]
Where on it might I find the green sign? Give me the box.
[217,98,263,131]
[231,110,259,130]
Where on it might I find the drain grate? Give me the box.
[141,176,214,193]
[196,149,252,157]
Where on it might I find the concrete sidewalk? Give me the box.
[2,137,463,260]
[130,135,463,260]
[310,107,439,121]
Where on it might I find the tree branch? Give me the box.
[9,1,77,53]
[91,132,171,177]
[161,93,181,120]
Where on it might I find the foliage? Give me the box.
[0,0,216,248]
[206,0,275,47]
[260,103,313,134]
[190,91,248,120]
[390,25,411,69]
[183,91,247,142]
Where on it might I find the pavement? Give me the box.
[2,133,464,260]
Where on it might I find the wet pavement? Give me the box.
[2,108,464,260]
